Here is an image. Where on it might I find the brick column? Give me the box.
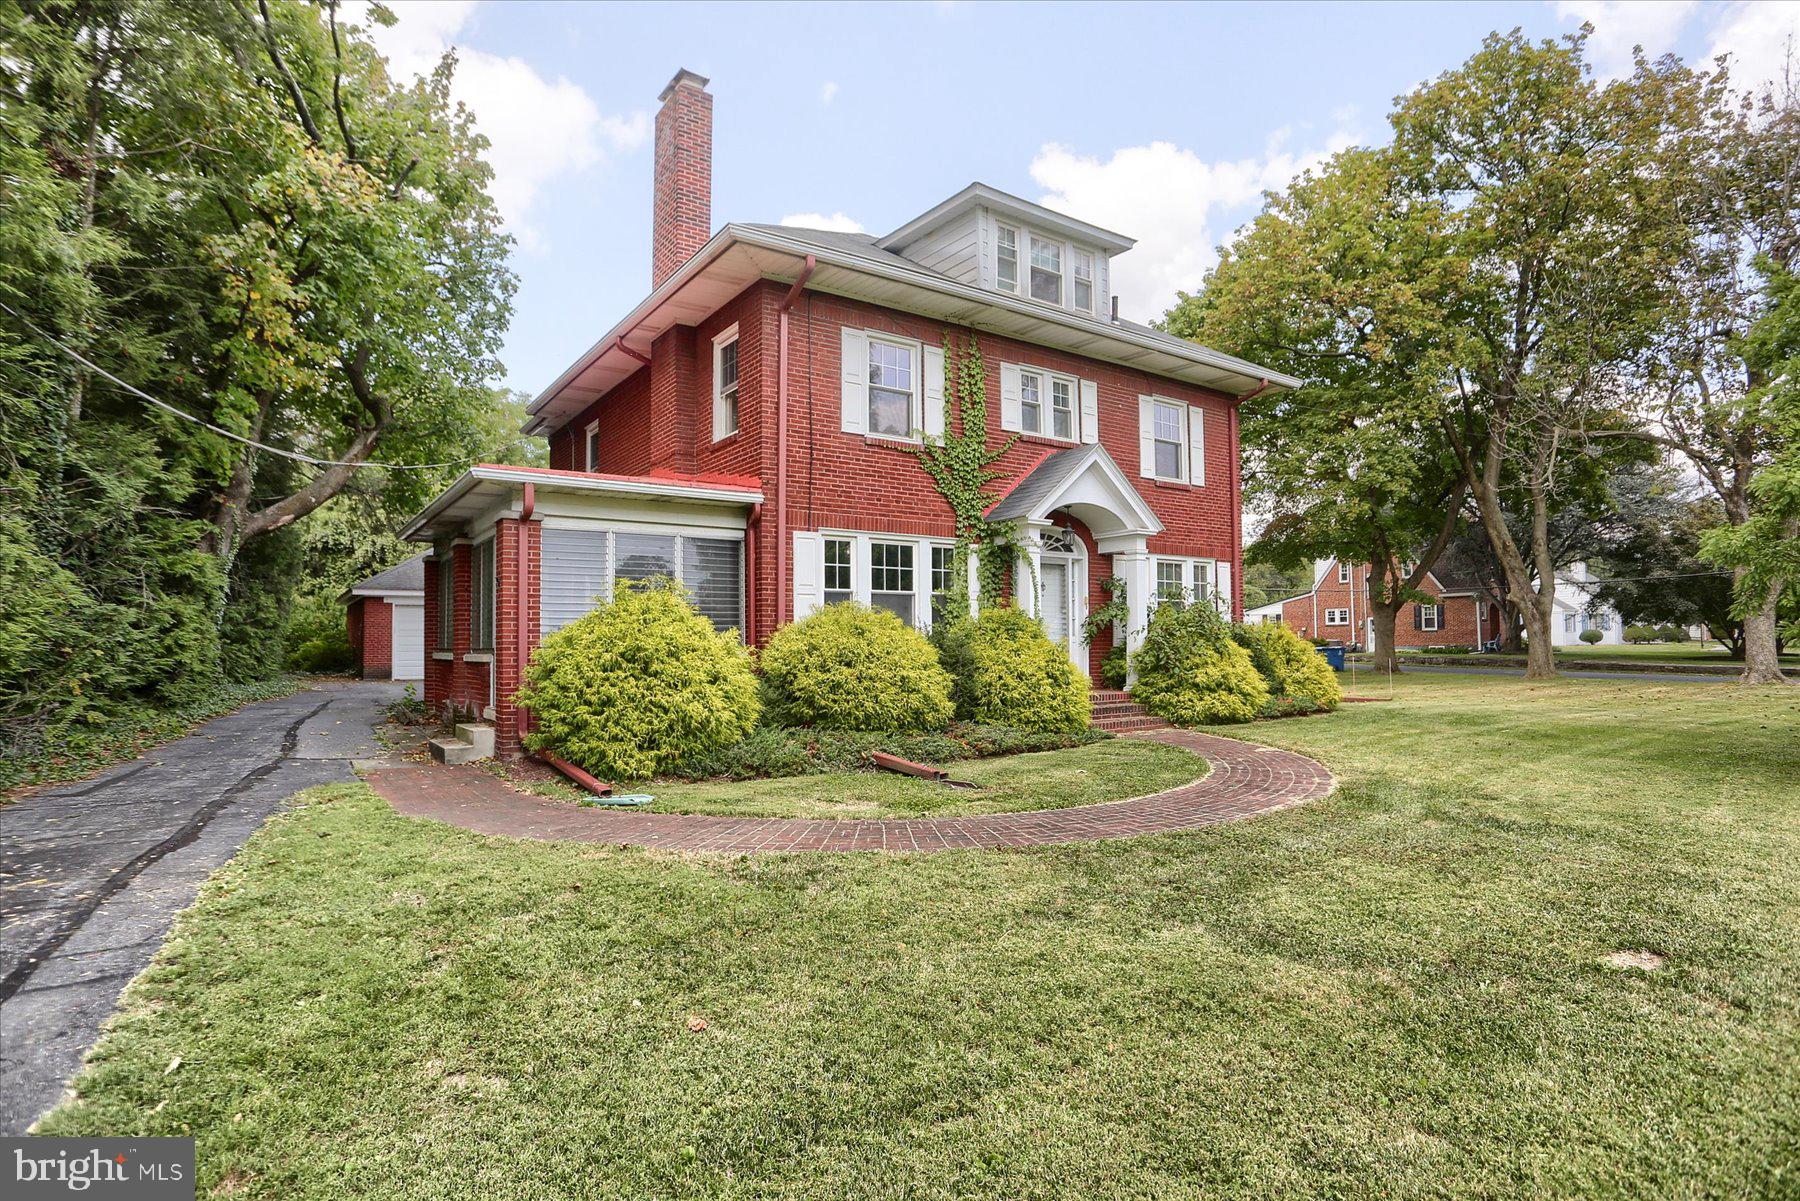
[491,518,540,757]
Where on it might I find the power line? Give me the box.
[3,299,471,472]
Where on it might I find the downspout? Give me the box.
[774,255,816,628]
[743,502,762,645]
[515,482,535,747]
[1228,400,1243,620]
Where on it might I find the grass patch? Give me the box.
[39,675,1800,1198]
[0,674,310,797]
[649,738,1206,819]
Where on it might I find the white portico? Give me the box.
[986,444,1165,678]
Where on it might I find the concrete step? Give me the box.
[454,722,496,759]
[429,736,489,766]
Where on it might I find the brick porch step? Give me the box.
[1088,689,1170,733]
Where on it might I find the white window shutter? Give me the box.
[1079,378,1099,445]
[840,329,868,435]
[1188,405,1206,486]
[792,531,822,620]
[999,363,1022,432]
[923,345,946,439]
[1214,560,1232,616]
[1138,395,1156,479]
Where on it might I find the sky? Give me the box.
[349,0,1800,397]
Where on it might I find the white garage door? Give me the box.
[389,600,424,680]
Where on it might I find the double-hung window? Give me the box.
[1155,561,1186,605]
[712,328,739,441]
[584,422,600,471]
[1419,604,1442,633]
[1338,562,1351,584]
[823,538,854,606]
[996,224,1019,294]
[1019,370,1043,434]
[1152,400,1185,480]
[1028,235,1063,305]
[1564,613,1578,634]
[866,337,917,438]
[869,541,915,625]
[435,555,453,650]
[1051,377,1074,440]
[930,545,956,627]
[1325,608,1349,626]
[1072,250,1094,312]
[470,538,495,651]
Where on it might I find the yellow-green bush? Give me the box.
[760,603,953,731]
[1233,621,1342,710]
[935,605,1091,733]
[1129,601,1270,725]
[515,580,759,781]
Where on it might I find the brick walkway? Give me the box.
[361,727,1339,860]
[364,729,1334,854]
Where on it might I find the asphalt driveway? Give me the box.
[0,680,401,1133]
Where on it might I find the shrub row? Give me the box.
[1130,603,1341,727]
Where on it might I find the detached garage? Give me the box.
[341,555,426,681]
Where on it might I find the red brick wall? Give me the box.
[354,597,394,679]
[534,279,1244,686]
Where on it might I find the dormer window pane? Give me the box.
[1073,250,1094,312]
[996,225,1019,293]
[1019,371,1042,434]
[1029,235,1062,304]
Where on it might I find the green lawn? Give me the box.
[40,675,1800,1198]
[1391,642,1797,666]
[647,738,1206,819]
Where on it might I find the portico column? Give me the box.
[1108,542,1152,687]
[1017,524,1047,617]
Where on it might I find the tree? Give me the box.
[0,0,515,752]
[1164,147,1468,672]
[1588,485,1748,655]
[1584,57,1798,683]
[1391,30,1689,678]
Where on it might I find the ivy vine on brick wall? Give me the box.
[911,331,1026,610]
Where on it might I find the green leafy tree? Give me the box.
[1165,147,1468,671]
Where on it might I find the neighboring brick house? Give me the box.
[1247,555,1501,650]
[400,69,1297,754]
[340,555,425,680]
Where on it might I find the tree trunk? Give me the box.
[1522,591,1557,679]
[1740,575,1791,685]
[1368,597,1402,673]
[1498,600,1526,653]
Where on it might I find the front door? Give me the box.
[1041,561,1070,653]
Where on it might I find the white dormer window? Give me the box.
[1073,249,1094,313]
[1029,235,1063,305]
[866,336,918,438]
[1338,562,1351,584]
[996,224,1019,295]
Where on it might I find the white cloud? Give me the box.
[820,80,840,105]
[1555,1,1699,79]
[345,0,646,251]
[779,212,866,233]
[1706,1,1800,92]
[1030,126,1357,322]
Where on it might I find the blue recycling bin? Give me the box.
[1321,644,1346,671]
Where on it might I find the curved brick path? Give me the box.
[366,729,1335,854]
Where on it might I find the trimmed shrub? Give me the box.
[672,722,1107,781]
[1657,624,1689,642]
[1624,624,1659,644]
[1130,601,1271,726]
[935,605,1090,733]
[1578,628,1605,645]
[1233,621,1342,710]
[515,579,760,782]
[760,603,954,732]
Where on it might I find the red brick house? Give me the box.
[1248,555,1502,649]
[401,69,1297,755]
[340,555,425,680]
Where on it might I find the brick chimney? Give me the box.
[652,68,712,289]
